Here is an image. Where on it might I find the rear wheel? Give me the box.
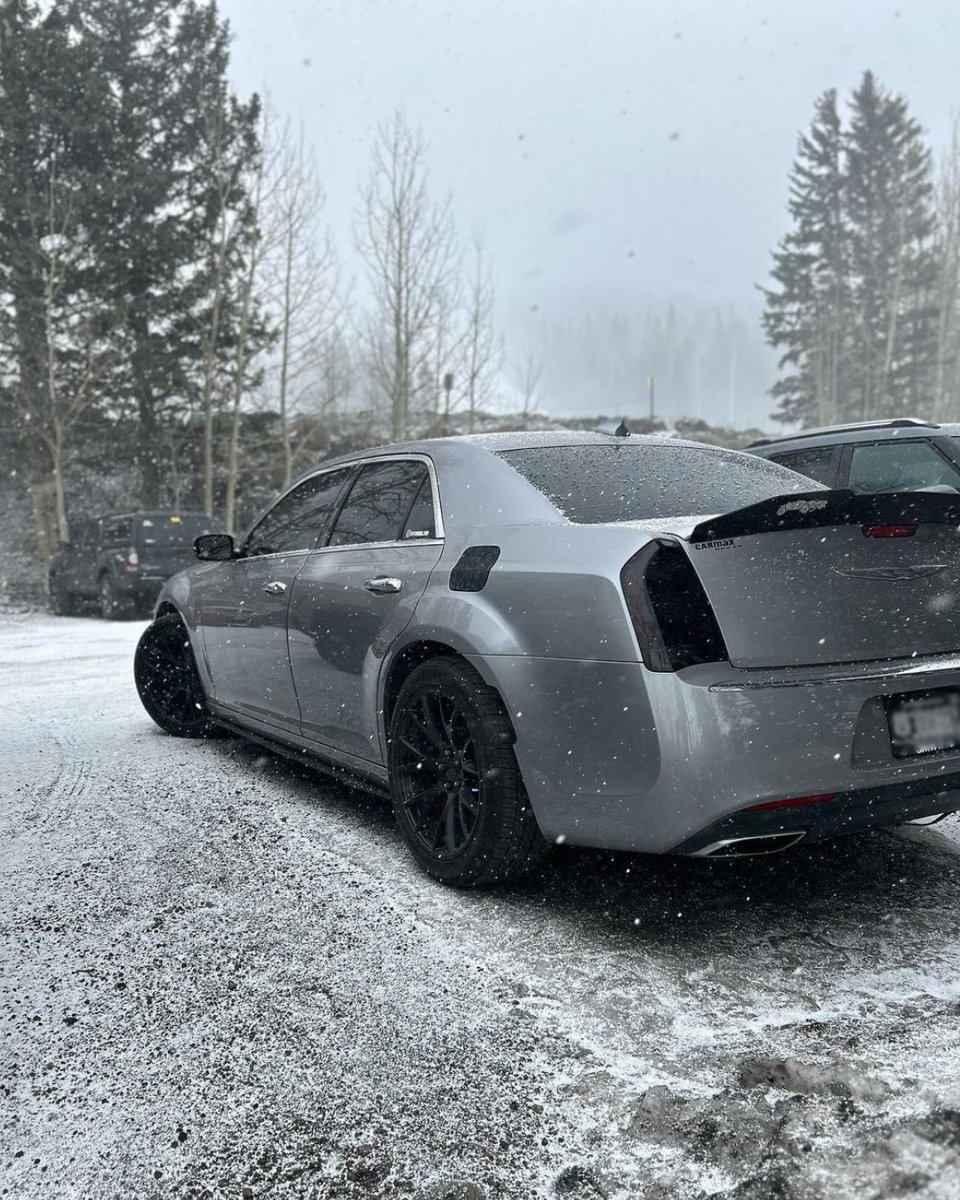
[134,613,220,738]
[98,574,122,620]
[388,658,547,886]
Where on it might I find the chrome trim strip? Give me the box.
[710,655,960,692]
[308,538,443,558]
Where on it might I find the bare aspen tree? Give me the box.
[223,109,279,534]
[460,237,500,432]
[356,111,460,441]
[513,340,544,418]
[264,120,344,491]
[25,160,115,550]
[197,101,253,518]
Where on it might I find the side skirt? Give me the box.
[208,708,391,800]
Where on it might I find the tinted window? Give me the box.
[102,518,132,543]
[403,478,437,540]
[328,460,429,547]
[770,447,838,487]
[498,443,818,523]
[136,515,217,545]
[848,441,960,494]
[244,468,352,555]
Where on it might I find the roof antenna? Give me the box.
[594,417,632,437]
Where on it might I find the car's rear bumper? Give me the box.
[672,774,960,856]
[468,652,960,855]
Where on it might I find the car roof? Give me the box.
[748,418,945,454]
[306,428,743,472]
[281,430,764,537]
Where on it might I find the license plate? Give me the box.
[886,689,960,759]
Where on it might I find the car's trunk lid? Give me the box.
[682,490,960,669]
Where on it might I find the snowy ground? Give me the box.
[3,614,960,1200]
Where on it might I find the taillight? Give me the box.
[620,541,728,671]
[861,524,917,538]
[125,545,140,568]
[744,792,836,812]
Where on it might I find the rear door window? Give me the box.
[243,468,353,556]
[327,460,429,548]
[402,477,437,540]
[769,446,840,487]
[847,441,960,493]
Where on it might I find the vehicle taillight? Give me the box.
[744,792,836,812]
[125,546,140,568]
[620,541,728,672]
[861,524,917,538]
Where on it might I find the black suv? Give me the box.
[49,512,220,619]
[748,418,960,492]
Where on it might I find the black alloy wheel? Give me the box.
[388,658,547,886]
[99,574,122,620]
[134,613,220,738]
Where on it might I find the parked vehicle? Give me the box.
[49,512,220,619]
[747,417,960,492]
[134,432,960,886]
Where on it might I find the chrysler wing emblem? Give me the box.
[833,564,948,581]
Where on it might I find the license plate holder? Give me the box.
[885,687,960,759]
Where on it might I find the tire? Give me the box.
[49,578,76,616]
[98,574,122,620]
[387,657,548,887]
[134,614,220,738]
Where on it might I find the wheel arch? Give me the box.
[381,639,464,733]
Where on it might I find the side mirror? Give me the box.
[194,533,235,561]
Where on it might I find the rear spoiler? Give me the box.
[690,490,960,544]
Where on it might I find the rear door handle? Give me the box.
[364,577,402,594]
[263,580,287,595]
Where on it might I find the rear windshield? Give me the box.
[135,515,218,545]
[498,443,820,523]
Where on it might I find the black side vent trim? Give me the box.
[450,546,501,592]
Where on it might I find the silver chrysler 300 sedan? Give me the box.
[134,431,960,885]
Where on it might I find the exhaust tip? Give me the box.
[693,830,806,858]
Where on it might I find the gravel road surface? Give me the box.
[3,613,960,1199]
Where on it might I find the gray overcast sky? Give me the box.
[219,0,960,416]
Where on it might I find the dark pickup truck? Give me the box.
[48,512,221,618]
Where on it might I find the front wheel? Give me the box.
[49,578,77,616]
[134,614,220,738]
[388,658,548,886]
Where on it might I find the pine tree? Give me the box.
[0,1,114,554]
[845,71,938,419]
[76,0,264,509]
[763,72,939,426]
[762,89,849,426]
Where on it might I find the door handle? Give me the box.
[364,577,402,595]
[263,580,287,595]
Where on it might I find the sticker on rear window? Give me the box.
[695,538,739,551]
[776,498,828,516]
